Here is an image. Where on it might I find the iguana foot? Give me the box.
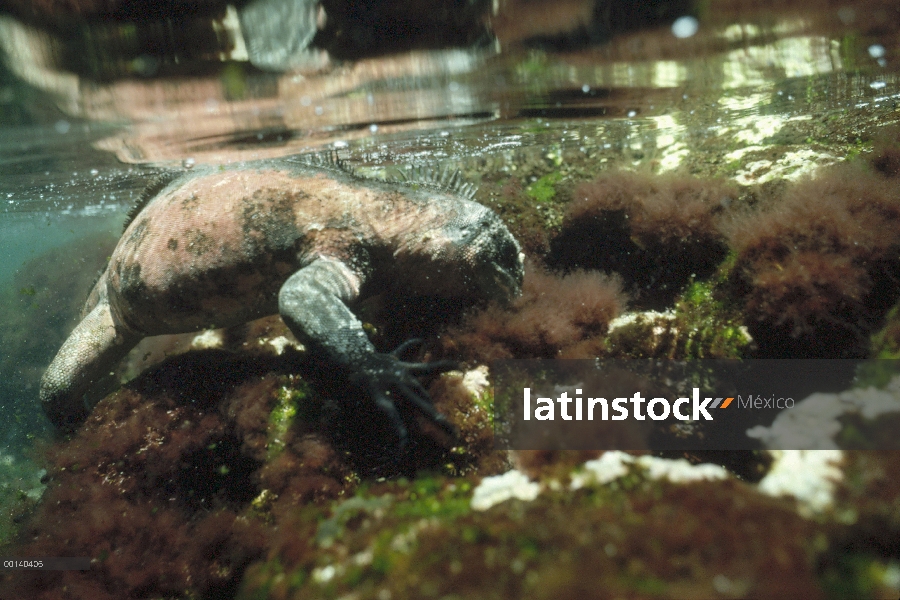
[351,342,458,450]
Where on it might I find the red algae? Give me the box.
[0,351,345,599]
[549,171,734,307]
[442,264,626,362]
[0,331,495,598]
[724,161,900,356]
[566,171,732,243]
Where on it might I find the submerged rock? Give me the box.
[235,449,900,599]
[12,342,897,600]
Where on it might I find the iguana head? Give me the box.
[389,198,523,304]
[419,205,524,304]
[465,213,524,305]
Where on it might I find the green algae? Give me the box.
[855,301,900,387]
[525,171,562,203]
[869,302,900,360]
[317,477,474,549]
[473,385,495,422]
[673,278,750,359]
[239,475,478,600]
[316,495,394,548]
[240,558,307,600]
[607,277,750,360]
[268,379,306,459]
[820,552,899,600]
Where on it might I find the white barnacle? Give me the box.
[757,450,844,516]
[570,451,728,489]
[461,365,489,398]
[470,469,540,511]
[191,329,223,349]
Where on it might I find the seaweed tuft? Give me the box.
[724,161,900,357]
[442,264,626,361]
[548,170,734,308]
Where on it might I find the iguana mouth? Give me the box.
[474,250,524,306]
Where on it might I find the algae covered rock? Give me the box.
[235,449,900,600]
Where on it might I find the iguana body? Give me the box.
[41,155,523,440]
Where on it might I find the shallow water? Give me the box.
[2,3,900,597]
[0,5,900,446]
[0,0,898,468]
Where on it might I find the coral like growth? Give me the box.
[0,322,505,599]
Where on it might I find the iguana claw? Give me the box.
[352,343,458,450]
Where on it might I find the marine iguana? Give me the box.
[40,153,524,445]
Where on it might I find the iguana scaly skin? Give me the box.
[41,155,523,442]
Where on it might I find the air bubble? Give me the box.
[671,16,698,38]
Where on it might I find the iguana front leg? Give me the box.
[278,258,455,448]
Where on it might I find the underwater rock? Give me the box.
[0,450,46,548]
[1,315,505,599]
[232,449,900,599]
[1,354,285,599]
[237,0,321,70]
